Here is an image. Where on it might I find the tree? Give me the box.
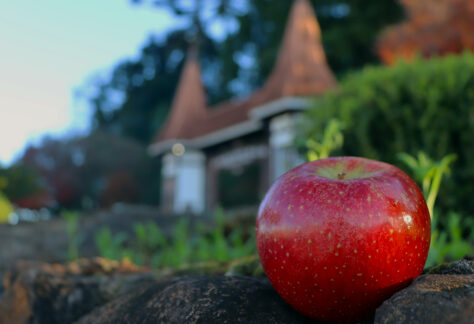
[217,0,404,91]
[20,132,159,209]
[82,0,403,144]
[377,0,474,64]
[0,164,44,202]
[81,29,223,144]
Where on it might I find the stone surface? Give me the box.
[76,275,313,324]
[0,258,153,324]
[423,255,474,275]
[1,256,472,324]
[374,257,474,324]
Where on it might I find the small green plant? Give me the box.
[95,227,129,261]
[426,211,473,266]
[398,151,472,267]
[133,222,167,266]
[306,119,344,161]
[94,208,257,268]
[64,211,83,261]
[398,152,457,218]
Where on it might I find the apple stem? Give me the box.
[337,172,346,180]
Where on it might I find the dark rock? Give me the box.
[76,275,314,324]
[423,255,474,275]
[0,258,153,324]
[374,257,474,324]
[2,256,473,324]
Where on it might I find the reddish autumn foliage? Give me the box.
[100,172,140,207]
[377,0,474,64]
[13,190,55,210]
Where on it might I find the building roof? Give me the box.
[155,47,208,141]
[261,0,337,98]
[150,0,337,154]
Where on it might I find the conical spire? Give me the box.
[262,0,337,97]
[157,46,207,141]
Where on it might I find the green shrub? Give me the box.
[305,52,474,216]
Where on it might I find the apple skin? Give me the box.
[256,157,430,322]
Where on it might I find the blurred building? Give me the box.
[149,0,337,214]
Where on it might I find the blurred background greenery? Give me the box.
[0,0,472,271]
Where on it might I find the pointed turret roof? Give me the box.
[156,47,207,141]
[261,0,337,97]
[150,0,337,153]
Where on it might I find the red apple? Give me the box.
[256,157,430,322]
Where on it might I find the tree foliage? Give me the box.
[81,32,210,144]
[82,0,403,144]
[304,52,474,216]
[0,164,44,202]
[20,132,159,209]
[377,0,474,64]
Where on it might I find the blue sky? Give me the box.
[0,0,181,165]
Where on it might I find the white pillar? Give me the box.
[162,150,206,214]
[269,113,305,182]
[161,153,177,213]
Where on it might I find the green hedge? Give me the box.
[304,52,474,216]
